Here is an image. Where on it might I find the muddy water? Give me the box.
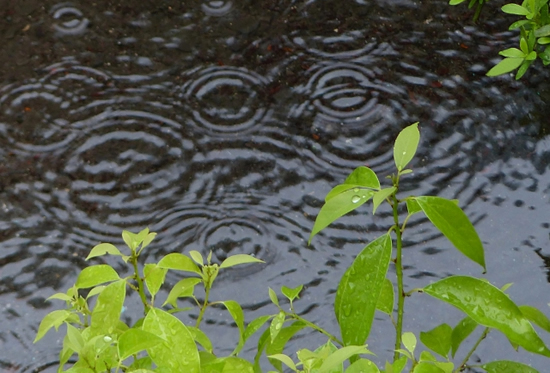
[1,0,550,371]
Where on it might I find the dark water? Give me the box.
[1,0,550,371]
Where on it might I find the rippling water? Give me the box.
[1,0,550,371]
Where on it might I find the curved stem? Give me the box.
[392,193,405,362]
[195,286,211,328]
[288,313,344,346]
[455,327,489,372]
[130,255,149,315]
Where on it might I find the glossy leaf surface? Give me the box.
[420,323,452,358]
[86,243,123,260]
[376,278,394,315]
[394,122,420,172]
[372,187,396,214]
[309,188,374,243]
[415,196,485,270]
[519,305,550,333]
[143,264,166,298]
[75,265,120,289]
[90,280,126,336]
[118,329,164,360]
[451,316,477,358]
[265,321,307,371]
[424,276,550,357]
[157,253,201,274]
[281,285,303,302]
[481,360,539,373]
[163,278,202,307]
[220,254,265,268]
[345,359,380,373]
[34,310,75,342]
[142,308,200,373]
[335,234,392,346]
[412,362,446,373]
[320,345,373,372]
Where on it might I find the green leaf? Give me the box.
[218,301,245,355]
[265,321,307,371]
[344,166,381,189]
[449,0,467,4]
[376,278,394,315]
[270,311,286,342]
[190,250,204,266]
[519,305,550,333]
[47,292,73,302]
[309,188,375,244]
[502,3,532,15]
[142,308,200,372]
[394,122,420,172]
[187,326,214,353]
[163,278,202,307]
[65,323,85,353]
[509,20,532,30]
[486,57,524,76]
[539,37,550,44]
[415,196,485,271]
[268,287,279,307]
[406,199,422,215]
[412,362,446,373]
[86,243,123,260]
[535,24,550,37]
[451,316,477,358]
[402,332,417,356]
[75,265,121,289]
[424,276,550,357]
[90,280,126,336]
[418,351,454,373]
[86,285,106,299]
[499,48,526,58]
[345,359,380,373]
[372,187,396,214]
[420,324,452,358]
[267,354,297,372]
[220,254,265,268]
[335,234,392,346]
[118,329,164,360]
[320,345,373,372]
[242,315,271,351]
[481,360,540,373]
[157,253,201,274]
[281,285,303,302]
[144,264,167,298]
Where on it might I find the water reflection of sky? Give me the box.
[1,0,550,371]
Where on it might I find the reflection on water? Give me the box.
[1,0,550,371]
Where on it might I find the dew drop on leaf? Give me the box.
[351,195,361,203]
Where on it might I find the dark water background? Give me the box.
[1,0,550,371]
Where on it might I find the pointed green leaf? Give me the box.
[499,48,526,58]
[142,308,200,372]
[265,321,307,371]
[412,362,446,373]
[535,24,550,37]
[519,305,550,333]
[415,196,485,270]
[86,243,123,260]
[243,315,271,350]
[516,60,534,80]
[394,122,420,172]
[420,324,452,358]
[34,310,74,342]
[267,354,297,372]
[190,250,204,266]
[344,166,381,189]
[163,278,202,307]
[87,285,106,299]
[335,234,392,346]
[268,288,279,307]
[65,323,84,353]
[406,199,422,215]
[487,57,524,76]
[372,187,396,214]
[320,345,373,372]
[157,253,201,274]
[424,276,550,357]
[418,351,454,373]
[449,0,467,4]
[144,264,167,298]
[345,359,380,373]
[218,301,245,355]
[376,278,394,315]
[270,311,286,342]
[220,254,265,268]
[309,189,375,243]
[502,4,531,15]
[75,265,120,289]
[90,280,126,336]
[140,232,157,252]
[47,292,73,302]
[187,326,213,353]
[118,329,164,360]
[451,316,477,358]
[402,332,417,356]
[481,360,539,373]
[281,285,303,302]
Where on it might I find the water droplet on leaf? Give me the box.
[351,195,361,203]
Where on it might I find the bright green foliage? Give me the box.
[36,123,550,373]
[335,234,392,346]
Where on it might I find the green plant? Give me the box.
[449,0,550,79]
[36,123,550,373]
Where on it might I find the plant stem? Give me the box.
[288,313,344,346]
[392,193,405,362]
[195,286,211,328]
[455,327,489,372]
[130,255,150,315]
